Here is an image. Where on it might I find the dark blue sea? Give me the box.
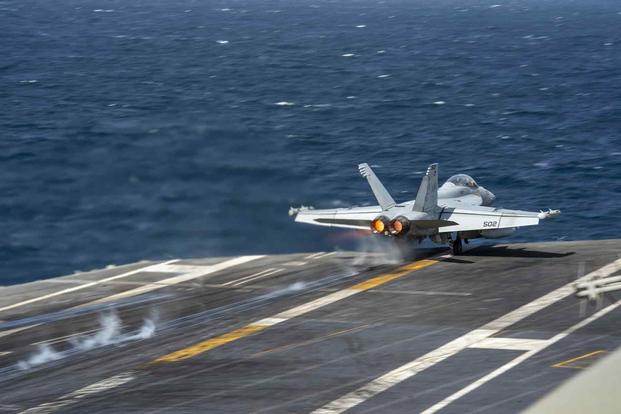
[1,0,620,284]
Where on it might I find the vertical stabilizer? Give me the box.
[413,163,439,213]
[358,163,396,211]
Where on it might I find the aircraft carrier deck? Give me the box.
[0,239,619,413]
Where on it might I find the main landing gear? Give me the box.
[450,235,463,255]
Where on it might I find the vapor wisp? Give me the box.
[352,235,406,267]
[18,311,156,370]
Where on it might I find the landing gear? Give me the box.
[451,236,463,255]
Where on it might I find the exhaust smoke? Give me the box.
[17,311,157,370]
[352,235,405,267]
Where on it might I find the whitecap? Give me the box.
[377,74,390,78]
[464,103,474,107]
[433,100,445,105]
[377,50,386,54]
[346,95,357,99]
[341,53,355,57]
[216,40,229,44]
[533,161,550,168]
[305,104,332,108]
[220,8,231,11]
[489,4,501,8]
[93,9,114,12]
[356,24,366,28]
[275,101,295,106]
[604,42,613,46]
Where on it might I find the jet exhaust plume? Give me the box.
[352,235,405,267]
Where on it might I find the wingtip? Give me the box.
[358,163,371,177]
[426,163,438,174]
[537,209,561,219]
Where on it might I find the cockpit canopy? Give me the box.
[447,174,478,188]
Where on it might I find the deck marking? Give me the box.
[552,350,607,369]
[468,337,547,351]
[306,252,337,260]
[221,268,276,286]
[421,301,621,414]
[0,261,179,314]
[305,252,327,259]
[222,268,284,287]
[0,256,264,343]
[152,259,437,363]
[232,268,283,286]
[85,256,264,305]
[313,258,621,414]
[20,371,135,414]
[369,288,471,297]
[154,325,268,363]
[19,256,437,412]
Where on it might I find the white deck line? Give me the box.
[85,256,265,305]
[20,257,438,414]
[312,258,621,414]
[20,372,136,414]
[231,268,284,286]
[0,256,264,341]
[0,260,179,314]
[221,268,276,287]
[468,337,548,351]
[305,252,327,259]
[422,300,621,414]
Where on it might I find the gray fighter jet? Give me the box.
[290,163,560,255]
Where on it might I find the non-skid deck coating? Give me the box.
[0,240,619,413]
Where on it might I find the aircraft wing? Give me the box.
[438,206,560,233]
[292,206,381,230]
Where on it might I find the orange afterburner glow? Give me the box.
[389,216,410,236]
[371,216,389,234]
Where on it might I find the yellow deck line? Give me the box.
[153,258,438,363]
[552,350,606,369]
[155,324,268,363]
[350,260,436,291]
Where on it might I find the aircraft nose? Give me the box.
[481,188,496,205]
[487,190,496,203]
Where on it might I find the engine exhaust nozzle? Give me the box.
[389,216,410,236]
[370,216,390,234]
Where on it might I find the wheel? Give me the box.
[452,237,463,255]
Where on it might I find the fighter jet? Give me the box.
[289,163,560,255]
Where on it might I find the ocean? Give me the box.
[1,0,620,284]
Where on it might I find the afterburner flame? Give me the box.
[371,216,389,234]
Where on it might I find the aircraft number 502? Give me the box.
[483,221,497,228]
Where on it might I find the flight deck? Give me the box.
[0,239,619,413]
